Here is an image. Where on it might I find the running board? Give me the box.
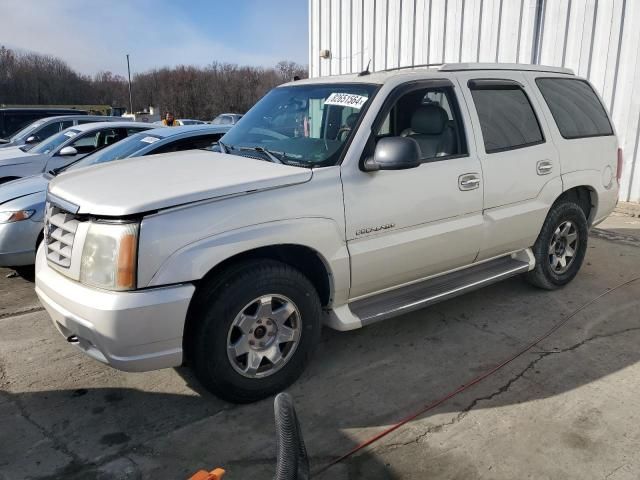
[350,256,530,326]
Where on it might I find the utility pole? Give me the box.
[126,54,133,114]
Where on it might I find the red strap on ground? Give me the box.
[315,277,640,476]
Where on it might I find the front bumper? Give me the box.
[0,219,42,267]
[35,248,195,372]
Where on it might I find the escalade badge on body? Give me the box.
[356,223,395,236]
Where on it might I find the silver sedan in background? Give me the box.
[0,115,123,150]
[0,124,231,275]
[0,121,153,184]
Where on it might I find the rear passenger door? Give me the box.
[455,72,562,260]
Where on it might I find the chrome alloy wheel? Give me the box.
[548,220,579,274]
[226,295,302,378]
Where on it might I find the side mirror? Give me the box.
[58,146,78,157]
[363,136,422,172]
[25,136,38,144]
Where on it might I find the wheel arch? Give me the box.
[182,243,333,363]
[556,185,597,225]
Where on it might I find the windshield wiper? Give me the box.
[238,146,284,164]
[215,140,232,154]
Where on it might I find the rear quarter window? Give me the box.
[469,82,544,154]
[535,78,613,139]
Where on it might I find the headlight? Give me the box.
[80,221,139,291]
[0,209,35,223]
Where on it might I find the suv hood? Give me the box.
[0,146,34,164]
[49,150,313,216]
[0,173,49,205]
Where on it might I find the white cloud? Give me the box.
[0,0,307,76]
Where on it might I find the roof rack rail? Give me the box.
[438,62,574,75]
[381,62,444,73]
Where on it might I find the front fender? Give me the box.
[144,217,351,305]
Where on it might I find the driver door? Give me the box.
[342,80,484,299]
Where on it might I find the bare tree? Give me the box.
[0,45,308,119]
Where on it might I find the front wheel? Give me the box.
[526,201,589,290]
[190,260,322,403]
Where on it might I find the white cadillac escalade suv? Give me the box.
[36,63,621,403]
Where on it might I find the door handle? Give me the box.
[537,160,553,175]
[459,174,481,191]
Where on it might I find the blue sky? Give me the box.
[1,0,309,76]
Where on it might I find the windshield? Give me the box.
[10,120,44,142]
[65,133,162,171]
[30,129,80,155]
[220,83,377,167]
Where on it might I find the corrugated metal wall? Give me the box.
[309,0,640,203]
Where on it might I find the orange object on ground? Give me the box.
[188,467,225,480]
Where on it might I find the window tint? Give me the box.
[153,133,224,154]
[4,113,43,138]
[373,86,466,161]
[470,83,544,153]
[61,121,74,129]
[536,78,613,139]
[35,122,62,140]
[69,128,118,154]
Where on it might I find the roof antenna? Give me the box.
[358,59,371,76]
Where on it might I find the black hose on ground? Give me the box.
[273,392,310,480]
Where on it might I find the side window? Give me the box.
[61,120,74,130]
[151,134,224,154]
[35,122,62,140]
[469,81,544,153]
[178,134,223,150]
[374,86,466,161]
[5,113,42,137]
[536,78,613,139]
[69,128,117,154]
[127,127,149,136]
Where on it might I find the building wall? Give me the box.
[309,0,640,202]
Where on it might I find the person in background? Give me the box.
[162,111,178,126]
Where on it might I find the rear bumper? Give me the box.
[35,248,195,372]
[0,219,41,267]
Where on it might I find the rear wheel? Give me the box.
[526,201,589,290]
[189,260,322,403]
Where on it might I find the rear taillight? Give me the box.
[617,148,623,182]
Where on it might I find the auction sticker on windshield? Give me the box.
[64,131,77,138]
[325,93,368,109]
[140,136,160,144]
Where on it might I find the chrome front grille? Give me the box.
[45,202,80,268]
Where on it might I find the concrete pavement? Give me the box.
[0,214,639,479]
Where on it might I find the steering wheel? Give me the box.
[336,127,352,142]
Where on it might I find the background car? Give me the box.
[68,123,231,170]
[0,121,153,184]
[0,123,230,275]
[0,108,87,141]
[176,119,207,126]
[0,115,123,150]
[211,113,243,125]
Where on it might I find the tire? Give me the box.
[526,201,589,290]
[189,259,322,403]
[13,266,35,282]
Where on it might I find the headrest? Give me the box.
[345,113,359,128]
[410,104,448,135]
